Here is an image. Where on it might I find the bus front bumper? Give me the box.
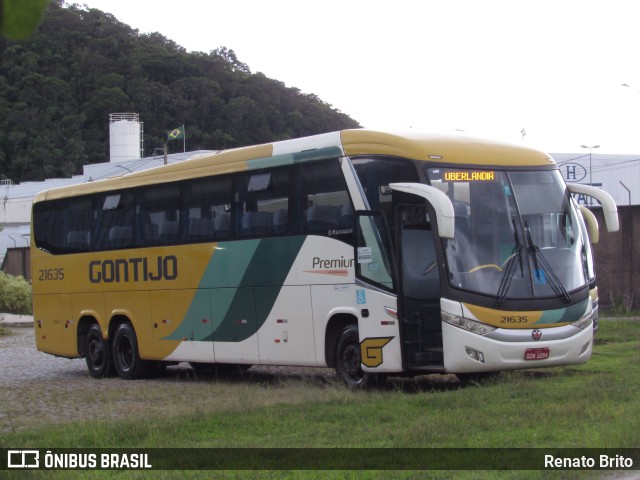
[441,321,593,373]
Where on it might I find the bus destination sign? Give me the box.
[444,171,495,182]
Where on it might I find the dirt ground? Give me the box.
[0,326,346,432]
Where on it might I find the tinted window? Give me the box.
[187,176,233,242]
[139,183,183,246]
[239,167,290,238]
[33,157,357,255]
[299,158,353,241]
[352,157,419,220]
[95,192,135,250]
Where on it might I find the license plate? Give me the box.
[524,347,550,361]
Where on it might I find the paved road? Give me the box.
[0,325,88,385]
[0,326,329,385]
[0,326,336,434]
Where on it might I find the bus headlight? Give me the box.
[571,308,593,330]
[442,312,496,335]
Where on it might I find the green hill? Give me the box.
[0,1,360,182]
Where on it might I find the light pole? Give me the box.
[581,144,600,186]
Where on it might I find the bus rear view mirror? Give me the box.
[389,183,455,239]
[567,183,619,233]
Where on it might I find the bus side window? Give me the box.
[186,176,233,242]
[299,158,353,241]
[239,168,289,238]
[95,192,135,251]
[66,230,90,250]
[62,198,93,253]
[34,197,95,254]
[159,214,179,244]
[351,157,420,243]
[33,202,64,254]
[138,184,182,247]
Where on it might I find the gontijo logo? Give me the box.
[360,337,393,368]
[89,255,178,283]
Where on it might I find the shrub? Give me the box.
[0,271,33,314]
[609,290,635,317]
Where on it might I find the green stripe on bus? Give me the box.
[246,146,343,170]
[209,236,306,342]
[535,298,590,325]
[163,236,306,342]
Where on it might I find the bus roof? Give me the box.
[34,129,554,202]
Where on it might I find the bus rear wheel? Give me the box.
[85,324,113,378]
[111,322,150,380]
[335,325,386,389]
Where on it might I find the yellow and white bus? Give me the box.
[31,129,619,387]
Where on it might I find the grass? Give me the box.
[1,319,638,479]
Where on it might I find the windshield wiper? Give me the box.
[496,218,524,306]
[524,221,572,304]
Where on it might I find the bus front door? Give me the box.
[396,203,444,369]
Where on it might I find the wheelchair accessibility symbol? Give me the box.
[356,289,366,305]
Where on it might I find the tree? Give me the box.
[0,0,50,40]
[0,2,360,182]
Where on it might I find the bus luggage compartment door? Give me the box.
[34,293,75,357]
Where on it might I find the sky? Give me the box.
[76,0,640,154]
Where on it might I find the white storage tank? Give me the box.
[109,113,143,163]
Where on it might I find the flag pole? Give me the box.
[183,124,186,153]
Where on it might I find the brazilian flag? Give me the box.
[167,125,185,141]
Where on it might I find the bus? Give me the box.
[30,129,619,387]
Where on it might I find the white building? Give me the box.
[553,152,640,206]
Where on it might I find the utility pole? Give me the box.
[580,144,600,187]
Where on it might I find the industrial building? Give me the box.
[553,151,640,206]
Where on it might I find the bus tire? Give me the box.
[335,325,387,389]
[111,322,150,380]
[85,324,113,378]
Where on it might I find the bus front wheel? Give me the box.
[111,322,150,380]
[85,324,113,378]
[335,325,386,389]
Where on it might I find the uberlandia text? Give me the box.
[89,256,178,283]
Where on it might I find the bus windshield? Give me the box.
[427,168,589,301]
